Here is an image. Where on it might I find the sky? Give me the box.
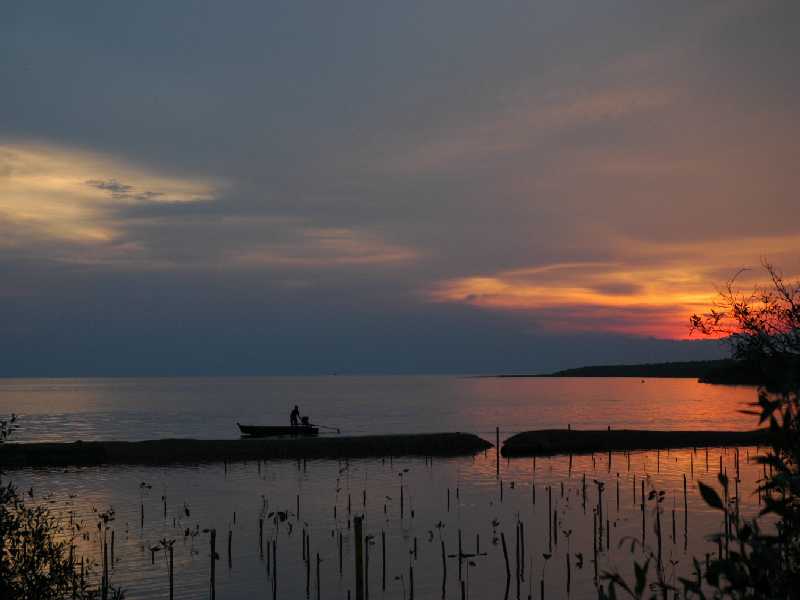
[1,1,798,376]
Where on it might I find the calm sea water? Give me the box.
[0,376,757,443]
[1,377,765,599]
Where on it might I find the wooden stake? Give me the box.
[354,516,364,600]
[496,427,500,478]
[548,486,553,552]
[441,540,447,598]
[641,480,646,547]
[501,532,511,581]
[672,507,676,543]
[592,510,598,583]
[515,522,520,586]
[272,539,277,599]
[582,474,586,513]
[363,531,367,600]
[519,521,525,580]
[656,504,662,569]
[259,518,264,558]
[458,529,463,581]
[553,510,558,546]
[210,529,216,600]
[683,474,688,531]
[382,530,387,591]
[306,536,311,598]
[169,544,174,600]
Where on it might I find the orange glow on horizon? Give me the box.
[428,247,800,339]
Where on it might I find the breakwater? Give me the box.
[1,432,492,468]
[501,428,770,457]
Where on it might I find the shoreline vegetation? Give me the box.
[0,432,492,468]
[501,428,771,457]
[492,358,766,384]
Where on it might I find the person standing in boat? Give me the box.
[290,405,301,427]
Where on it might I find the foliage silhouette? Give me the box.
[1,416,125,599]
[603,262,800,598]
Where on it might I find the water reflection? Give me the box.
[11,445,766,599]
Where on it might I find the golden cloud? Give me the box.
[0,141,219,245]
[428,235,800,338]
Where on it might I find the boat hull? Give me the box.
[237,423,319,437]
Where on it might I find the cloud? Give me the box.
[0,140,421,274]
[231,227,419,268]
[0,141,219,250]
[375,84,679,175]
[85,178,165,201]
[428,234,800,339]
[0,1,797,374]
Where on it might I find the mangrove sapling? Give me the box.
[540,552,551,600]
[157,538,176,600]
[464,559,477,599]
[392,572,407,600]
[563,529,573,594]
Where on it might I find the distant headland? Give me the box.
[494,358,764,385]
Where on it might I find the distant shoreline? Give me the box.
[484,359,763,385]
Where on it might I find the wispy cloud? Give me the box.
[232,227,419,268]
[0,141,219,248]
[84,178,165,201]
[428,234,800,339]
[375,84,680,175]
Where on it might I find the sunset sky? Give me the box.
[2,1,798,375]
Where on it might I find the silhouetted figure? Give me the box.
[290,405,300,427]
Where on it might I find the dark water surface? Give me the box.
[1,377,764,599]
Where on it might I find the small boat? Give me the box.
[237,422,320,437]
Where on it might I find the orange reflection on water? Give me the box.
[456,377,758,441]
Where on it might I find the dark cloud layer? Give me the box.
[1,1,797,375]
